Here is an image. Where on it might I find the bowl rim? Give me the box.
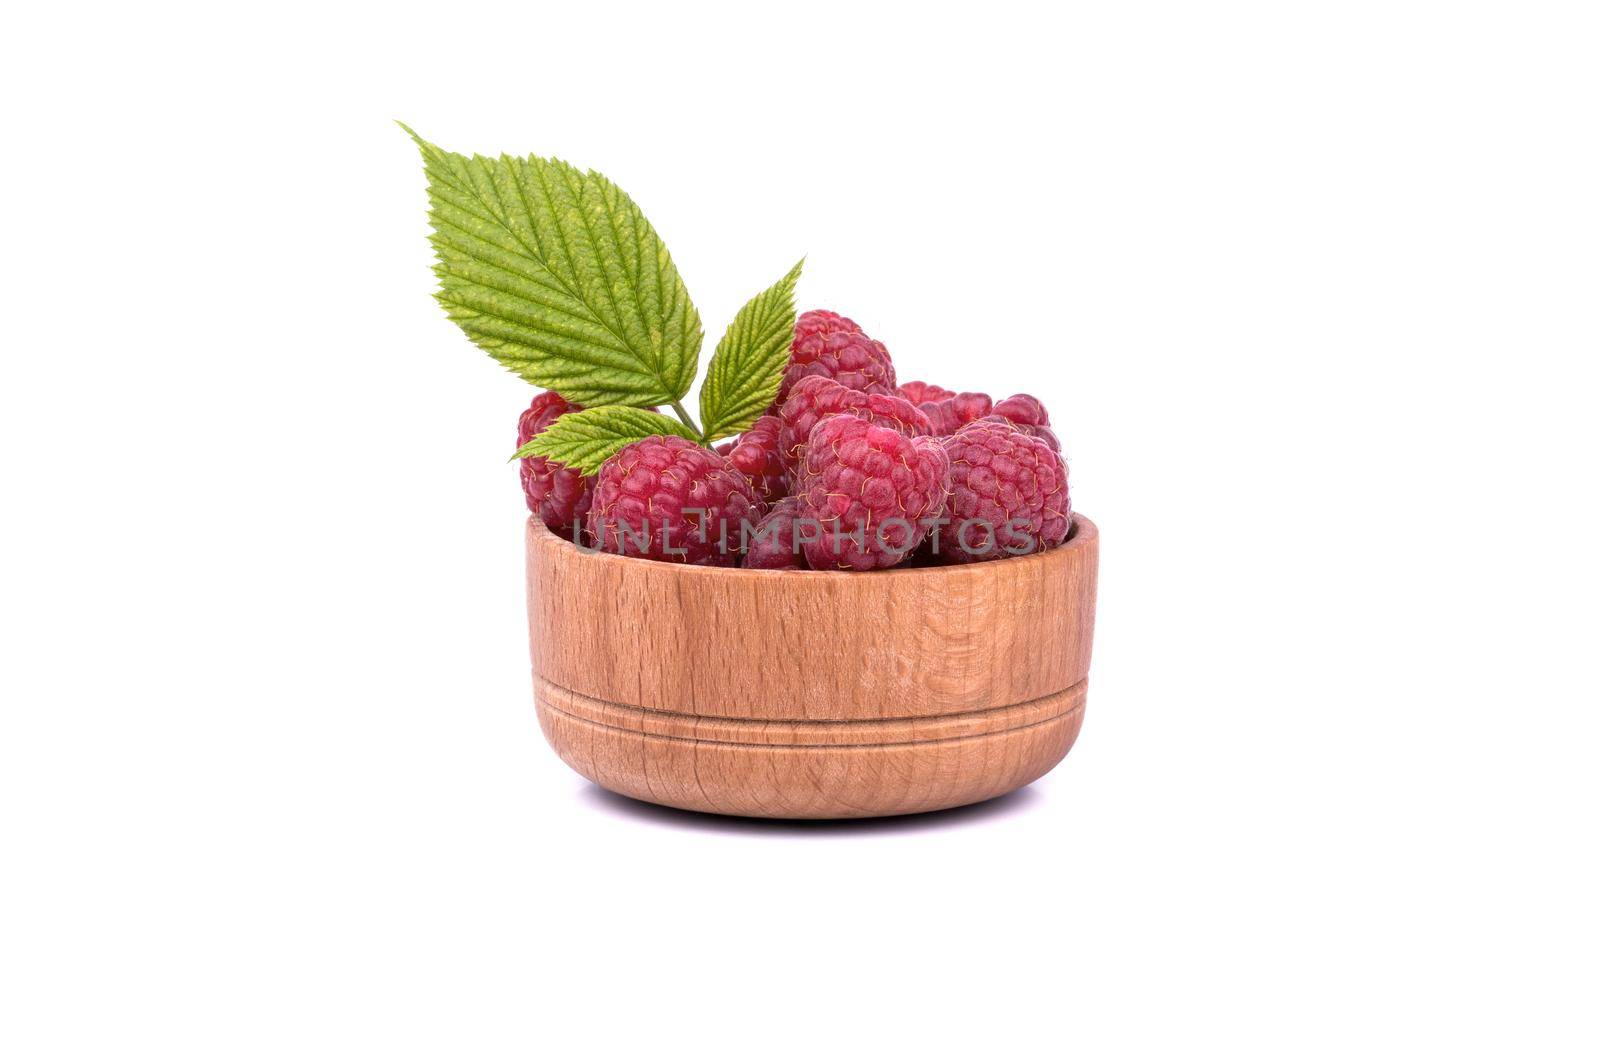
[527,512,1096,583]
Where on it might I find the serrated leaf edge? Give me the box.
[405,125,703,407]
[511,406,700,476]
[699,258,805,442]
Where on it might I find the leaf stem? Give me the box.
[670,400,703,441]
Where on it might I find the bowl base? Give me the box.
[534,677,1086,819]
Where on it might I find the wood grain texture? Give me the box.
[525,514,1098,818]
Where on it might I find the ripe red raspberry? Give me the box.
[935,420,1070,564]
[797,414,951,571]
[920,391,994,435]
[987,393,1060,451]
[587,436,764,566]
[897,380,956,405]
[743,496,807,570]
[776,309,897,406]
[991,393,1049,425]
[716,414,789,504]
[776,375,933,473]
[981,414,1060,452]
[517,390,593,537]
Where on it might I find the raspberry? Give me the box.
[991,393,1049,426]
[920,391,993,435]
[776,309,897,406]
[897,380,956,405]
[981,414,1060,452]
[743,496,807,570]
[797,414,951,571]
[717,414,789,504]
[776,376,933,473]
[587,436,764,566]
[987,393,1060,451]
[517,390,593,537]
[935,420,1070,564]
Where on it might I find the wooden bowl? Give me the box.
[525,515,1098,819]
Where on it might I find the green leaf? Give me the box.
[698,259,804,442]
[512,406,700,475]
[403,124,702,406]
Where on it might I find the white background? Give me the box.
[3,2,1597,1059]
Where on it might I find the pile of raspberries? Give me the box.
[518,310,1071,570]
